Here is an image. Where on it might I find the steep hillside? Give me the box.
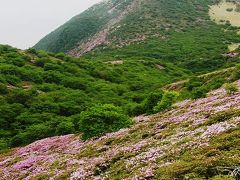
[0,83,240,179]
[34,0,142,54]
[34,0,215,56]
[0,44,193,150]
[1,22,240,149]
[1,0,240,178]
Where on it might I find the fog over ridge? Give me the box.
[0,0,102,49]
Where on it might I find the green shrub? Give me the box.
[125,103,145,116]
[192,86,208,99]
[11,124,54,147]
[224,83,238,95]
[153,91,179,113]
[143,91,164,114]
[55,52,66,60]
[0,83,8,94]
[186,76,203,91]
[61,77,87,90]
[78,104,132,140]
[7,89,35,105]
[0,139,8,150]
[232,64,240,80]
[35,58,49,67]
[5,75,21,85]
[26,48,37,54]
[56,121,75,135]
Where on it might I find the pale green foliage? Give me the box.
[78,104,133,140]
[153,91,179,113]
[224,83,238,94]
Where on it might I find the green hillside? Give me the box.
[34,0,215,56]
[0,44,187,150]
[1,0,240,179]
[1,20,240,150]
[34,0,136,53]
[1,79,240,179]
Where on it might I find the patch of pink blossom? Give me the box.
[126,146,165,168]
[70,168,92,180]
[16,134,81,156]
[13,156,46,170]
[201,121,238,138]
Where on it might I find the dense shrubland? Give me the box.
[1,21,240,150]
[0,45,186,149]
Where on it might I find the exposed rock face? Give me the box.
[1,82,240,179]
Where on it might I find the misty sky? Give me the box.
[0,0,102,49]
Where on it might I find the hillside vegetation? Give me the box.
[34,0,216,56]
[1,1,240,149]
[0,0,240,179]
[0,83,239,179]
[1,22,240,150]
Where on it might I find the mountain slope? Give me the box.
[1,14,240,149]
[34,0,214,56]
[0,44,193,150]
[1,83,240,179]
[34,0,142,54]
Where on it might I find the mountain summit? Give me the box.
[34,0,213,56]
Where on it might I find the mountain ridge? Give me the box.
[34,0,214,56]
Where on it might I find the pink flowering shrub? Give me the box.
[0,83,240,179]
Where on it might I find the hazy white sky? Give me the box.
[0,0,102,49]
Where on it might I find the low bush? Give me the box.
[153,91,179,113]
[0,83,8,94]
[192,86,208,99]
[224,83,238,95]
[56,121,75,135]
[125,103,145,117]
[186,76,203,91]
[10,123,54,147]
[143,91,164,114]
[232,64,240,80]
[78,104,133,140]
[207,108,240,125]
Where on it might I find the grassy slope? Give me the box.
[0,83,239,179]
